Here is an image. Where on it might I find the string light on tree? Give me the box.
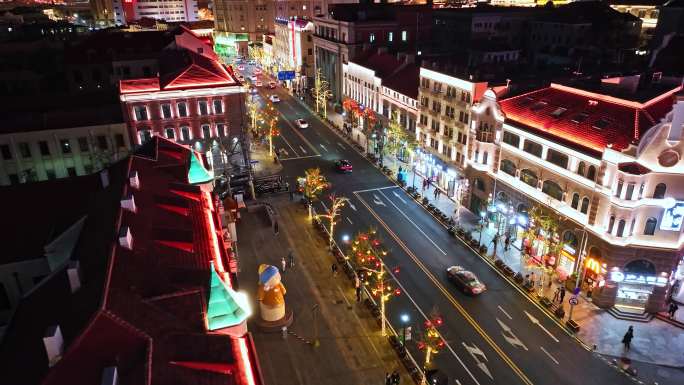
[298,168,329,219]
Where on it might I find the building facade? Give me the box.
[274,0,327,20]
[213,0,274,59]
[415,66,488,198]
[465,81,684,313]
[0,106,130,186]
[272,18,314,92]
[96,0,200,26]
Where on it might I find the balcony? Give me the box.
[442,93,455,102]
[442,114,455,122]
[430,88,442,96]
[428,109,440,117]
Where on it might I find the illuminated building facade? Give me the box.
[119,42,245,173]
[213,0,274,58]
[273,18,314,92]
[112,0,199,25]
[465,79,684,313]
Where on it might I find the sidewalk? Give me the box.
[251,141,283,179]
[301,98,684,370]
[237,195,409,385]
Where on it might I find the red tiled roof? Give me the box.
[384,63,420,99]
[0,137,260,385]
[499,83,681,153]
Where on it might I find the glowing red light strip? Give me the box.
[238,337,256,385]
[204,191,231,286]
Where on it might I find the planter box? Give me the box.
[539,297,553,308]
[566,319,580,332]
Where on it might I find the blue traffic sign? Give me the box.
[277,71,296,80]
[569,296,579,306]
[572,287,580,295]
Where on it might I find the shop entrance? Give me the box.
[615,260,657,311]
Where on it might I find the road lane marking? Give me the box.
[337,142,345,149]
[278,131,299,156]
[319,143,328,152]
[299,145,307,154]
[320,201,329,213]
[372,194,386,206]
[524,311,559,343]
[346,217,353,224]
[462,342,493,380]
[280,155,321,161]
[498,305,513,320]
[540,347,559,365]
[392,190,407,204]
[378,190,447,255]
[352,186,398,193]
[354,192,534,385]
[280,114,320,155]
[496,318,528,351]
[382,257,483,385]
[348,202,357,211]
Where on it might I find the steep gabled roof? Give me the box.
[499,83,680,154]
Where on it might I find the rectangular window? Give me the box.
[97,135,108,150]
[39,141,50,156]
[202,124,211,139]
[217,123,226,137]
[181,126,191,141]
[114,134,125,148]
[165,128,175,139]
[401,30,407,41]
[625,183,635,200]
[133,105,148,121]
[388,32,393,42]
[502,131,520,147]
[78,137,89,152]
[177,102,188,117]
[161,103,172,119]
[545,148,568,168]
[522,140,542,157]
[139,130,151,143]
[67,167,77,177]
[60,139,72,154]
[213,99,223,114]
[19,143,31,158]
[198,100,209,115]
[1,144,11,160]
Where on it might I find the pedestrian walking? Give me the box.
[287,250,295,268]
[281,256,287,273]
[356,286,362,302]
[552,287,561,303]
[530,272,536,287]
[622,326,634,351]
[391,370,400,385]
[331,263,338,277]
[559,286,566,304]
[669,302,679,318]
[422,179,428,191]
[385,372,392,385]
[433,187,439,200]
[504,234,511,251]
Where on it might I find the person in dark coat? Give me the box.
[391,370,400,385]
[559,286,566,304]
[622,326,634,351]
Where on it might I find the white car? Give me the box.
[295,119,309,129]
[269,95,281,103]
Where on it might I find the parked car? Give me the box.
[268,81,277,89]
[269,95,281,103]
[446,266,487,295]
[295,119,308,129]
[335,160,353,173]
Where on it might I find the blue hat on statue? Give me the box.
[259,265,281,289]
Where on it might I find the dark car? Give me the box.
[335,159,353,173]
[446,266,486,295]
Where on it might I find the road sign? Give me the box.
[572,287,581,295]
[405,326,412,341]
[277,70,296,80]
[569,296,579,306]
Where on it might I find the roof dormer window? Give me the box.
[593,118,610,130]
[530,101,547,111]
[570,112,589,123]
[549,107,567,117]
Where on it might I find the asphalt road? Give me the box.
[241,65,637,385]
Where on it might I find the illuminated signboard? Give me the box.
[610,272,667,286]
[660,201,684,231]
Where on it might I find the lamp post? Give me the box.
[400,313,410,345]
[568,227,589,322]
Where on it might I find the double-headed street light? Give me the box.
[400,313,410,345]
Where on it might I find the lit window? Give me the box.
[369,33,375,43]
[60,139,72,154]
[388,32,393,42]
[401,30,407,41]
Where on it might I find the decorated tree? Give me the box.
[312,68,332,117]
[416,310,445,370]
[348,229,399,336]
[299,168,329,219]
[315,194,349,248]
[521,204,563,290]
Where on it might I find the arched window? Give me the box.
[501,159,516,176]
[653,183,666,199]
[586,165,596,181]
[577,161,586,176]
[643,217,657,235]
[616,219,626,237]
[542,180,564,201]
[607,215,615,233]
[571,193,580,209]
[520,169,538,188]
[474,178,485,191]
[562,231,579,251]
[580,197,590,214]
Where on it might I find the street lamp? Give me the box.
[568,227,589,322]
[400,313,410,345]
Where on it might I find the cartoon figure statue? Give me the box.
[257,264,287,322]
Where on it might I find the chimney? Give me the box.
[67,261,81,293]
[100,169,110,189]
[118,225,133,250]
[43,325,64,367]
[120,192,137,213]
[101,366,118,385]
[129,170,140,190]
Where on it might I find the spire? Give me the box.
[207,268,251,331]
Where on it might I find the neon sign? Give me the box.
[610,272,667,286]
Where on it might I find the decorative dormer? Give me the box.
[43,325,63,367]
[129,170,140,190]
[118,225,133,250]
[120,192,137,213]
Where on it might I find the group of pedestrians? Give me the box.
[281,250,295,273]
[384,370,401,385]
